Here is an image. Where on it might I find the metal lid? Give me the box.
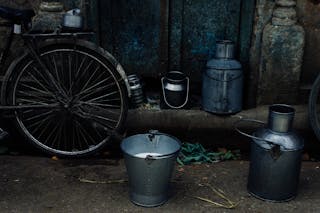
[215,40,235,59]
[253,128,304,151]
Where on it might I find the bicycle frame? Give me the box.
[0,22,94,111]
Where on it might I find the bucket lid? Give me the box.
[121,130,181,158]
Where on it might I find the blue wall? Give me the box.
[88,0,255,80]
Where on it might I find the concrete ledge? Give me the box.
[126,105,309,131]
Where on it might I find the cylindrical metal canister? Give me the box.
[128,74,145,108]
[237,104,304,202]
[161,71,189,109]
[202,40,243,114]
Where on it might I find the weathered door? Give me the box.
[88,0,255,80]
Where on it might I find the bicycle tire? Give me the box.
[2,39,129,157]
[309,73,320,141]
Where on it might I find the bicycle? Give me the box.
[309,73,320,141]
[0,6,130,157]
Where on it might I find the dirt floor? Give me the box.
[0,155,319,213]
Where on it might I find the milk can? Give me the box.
[161,71,189,109]
[235,104,304,202]
[202,40,243,114]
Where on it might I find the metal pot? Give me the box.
[62,9,83,29]
[235,104,304,202]
[161,71,189,109]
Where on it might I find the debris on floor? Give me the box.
[192,183,238,209]
[177,142,240,165]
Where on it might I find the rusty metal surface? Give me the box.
[296,0,320,86]
[97,0,251,79]
[99,0,163,77]
[181,0,241,80]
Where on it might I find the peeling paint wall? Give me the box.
[296,0,320,86]
[249,0,320,105]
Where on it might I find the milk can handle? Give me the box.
[234,118,280,145]
[161,77,189,109]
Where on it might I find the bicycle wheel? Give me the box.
[309,73,320,141]
[3,39,128,157]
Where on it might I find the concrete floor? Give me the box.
[0,156,319,213]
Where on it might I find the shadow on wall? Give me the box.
[309,0,320,5]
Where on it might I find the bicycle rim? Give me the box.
[10,44,128,156]
[309,73,320,141]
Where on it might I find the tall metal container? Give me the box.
[236,104,304,202]
[202,40,243,114]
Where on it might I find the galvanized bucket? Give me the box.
[121,130,181,207]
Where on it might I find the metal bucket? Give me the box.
[161,71,189,109]
[235,104,304,202]
[121,130,181,207]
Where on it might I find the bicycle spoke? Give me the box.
[26,113,55,130]
[51,122,63,149]
[32,115,55,139]
[50,54,61,87]
[28,68,56,97]
[68,54,72,93]
[17,98,51,105]
[75,75,113,98]
[30,66,57,94]
[77,81,117,101]
[18,91,54,103]
[77,64,101,95]
[20,82,53,96]
[77,120,97,146]
[77,101,121,116]
[79,101,121,109]
[73,60,94,92]
[44,119,60,145]
[82,90,119,103]
[74,120,82,150]
[24,110,54,122]
[75,121,90,148]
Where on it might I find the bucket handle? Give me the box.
[145,153,175,161]
[161,77,189,109]
[234,118,282,146]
